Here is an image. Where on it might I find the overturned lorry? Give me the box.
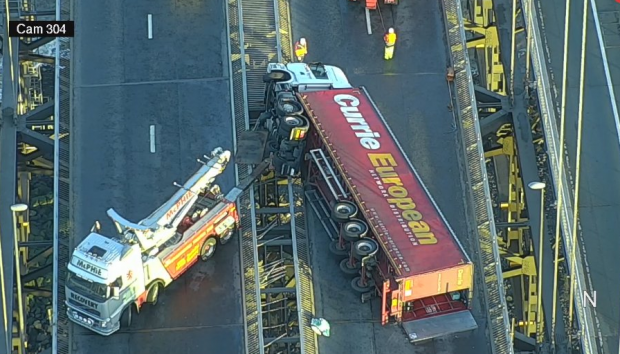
[251,62,478,342]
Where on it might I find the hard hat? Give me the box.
[300,38,307,45]
[388,28,394,34]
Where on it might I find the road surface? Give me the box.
[71,0,243,353]
[291,1,491,353]
[538,0,620,353]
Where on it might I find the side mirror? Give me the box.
[112,287,120,298]
[91,221,101,233]
[148,247,159,258]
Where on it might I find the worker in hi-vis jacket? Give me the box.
[295,38,308,62]
[384,28,397,60]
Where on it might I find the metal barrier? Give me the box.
[523,1,597,353]
[52,0,72,351]
[226,0,316,353]
[441,0,514,353]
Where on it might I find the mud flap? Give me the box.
[381,280,390,325]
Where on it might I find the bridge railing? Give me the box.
[441,0,514,353]
[52,0,72,351]
[522,1,597,353]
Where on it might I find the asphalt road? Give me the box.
[291,1,491,353]
[71,0,243,353]
[538,0,620,353]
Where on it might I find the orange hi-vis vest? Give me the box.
[295,42,307,57]
[384,32,397,46]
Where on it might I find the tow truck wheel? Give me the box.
[339,258,361,275]
[219,228,234,245]
[329,240,349,256]
[341,219,369,242]
[352,239,379,260]
[147,283,161,305]
[200,237,218,261]
[351,276,375,293]
[120,305,133,328]
[331,201,358,223]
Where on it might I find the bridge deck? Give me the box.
[69,0,242,352]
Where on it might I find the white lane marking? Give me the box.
[149,125,156,153]
[365,8,372,35]
[589,0,620,145]
[147,14,153,39]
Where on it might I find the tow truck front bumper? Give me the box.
[66,303,120,336]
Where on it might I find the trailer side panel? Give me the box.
[301,88,470,279]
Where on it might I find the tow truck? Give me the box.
[65,148,269,335]
[256,62,478,342]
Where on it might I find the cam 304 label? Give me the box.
[8,21,74,38]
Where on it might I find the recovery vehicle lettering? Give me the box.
[369,153,437,245]
[70,292,98,310]
[76,259,103,277]
[165,191,193,221]
[334,94,381,150]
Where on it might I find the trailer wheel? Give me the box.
[352,239,379,260]
[331,201,358,223]
[351,277,375,293]
[328,240,349,256]
[200,237,218,261]
[120,305,133,328]
[341,219,369,242]
[339,258,361,275]
[219,228,235,245]
[146,283,161,305]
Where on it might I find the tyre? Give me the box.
[341,219,369,242]
[328,240,349,256]
[120,305,133,328]
[278,115,308,136]
[200,237,218,261]
[351,276,375,293]
[276,100,303,117]
[263,70,291,82]
[267,140,279,153]
[339,258,361,275]
[146,283,161,305]
[352,239,379,260]
[331,201,358,223]
[219,228,234,245]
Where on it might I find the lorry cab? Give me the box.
[266,62,352,92]
[65,232,145,335]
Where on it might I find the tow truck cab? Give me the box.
[65,233,144,335]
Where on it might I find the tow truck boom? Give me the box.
[106,147,232,253]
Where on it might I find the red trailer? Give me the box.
[300,87,478,342]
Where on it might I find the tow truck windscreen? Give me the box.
[66,272,108,300]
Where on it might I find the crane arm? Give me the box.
[141,147,231,229]
[105,148,231,252]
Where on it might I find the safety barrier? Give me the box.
[440,0,514,353]
[52,0,72,351]
[522,1,597,353]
